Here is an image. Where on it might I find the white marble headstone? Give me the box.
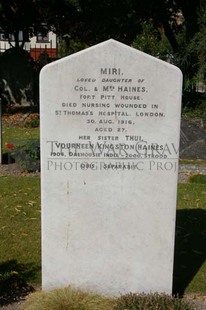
[40,39,182,295]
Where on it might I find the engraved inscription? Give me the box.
[49,65,178,170]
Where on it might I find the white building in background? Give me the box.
[0,31,57,60]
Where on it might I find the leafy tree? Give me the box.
[170,0,206,96]
[132,20,172,61]
[0,0,79,48]
[187,0,206,79]
[0,0,39,47]
[0,0,201,54]
[0,0,206,105]
[65,0,181,48]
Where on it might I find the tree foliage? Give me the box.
[0,0,79,47]
[0,0,203,52]
[187,1,206,78]
[132,20,172,60]
[0,0,206,99]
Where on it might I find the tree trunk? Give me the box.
[14,31,19,48]
[162,20,179,52]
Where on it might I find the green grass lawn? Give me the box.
[174,183,206,295]
[1,125,206,297]
[2,127,40,152]
[0,176,205,297]
[0,176,41,288]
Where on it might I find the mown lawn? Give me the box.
[2,127,40,152]
[174,183,206,295]
[0,176,41,287]
[0,175,205,296]
[1,123,206,296]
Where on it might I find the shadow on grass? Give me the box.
[1,210,205,303]
[0,260,40,306]
[173,209,206,296]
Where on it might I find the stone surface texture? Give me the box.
[40,39,182,295]
[180,119,206,159]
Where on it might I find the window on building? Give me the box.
[37,33,49,43]
[0,31,23,42]
[0,33,6,41]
